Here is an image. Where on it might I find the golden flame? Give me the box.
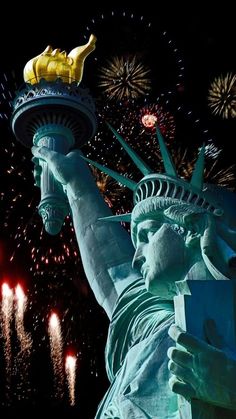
[24,34,96,85]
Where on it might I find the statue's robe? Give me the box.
[95,278,179,418]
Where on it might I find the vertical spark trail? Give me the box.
[65,355,77,406]
[15,284,32,352]
[14,284,32,400]
[48,312,64,399]
[1,282,14,400]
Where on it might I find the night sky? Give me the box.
[0,4,235,418]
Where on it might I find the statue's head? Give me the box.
[86,124,236,298]
[131,186,236,298]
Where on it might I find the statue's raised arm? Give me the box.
[31,145,140,318]
[13,37,140,319]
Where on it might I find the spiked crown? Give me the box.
[83,123,224,224]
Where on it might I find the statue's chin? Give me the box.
[145,276,177,300]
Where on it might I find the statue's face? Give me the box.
[132,218,188,299]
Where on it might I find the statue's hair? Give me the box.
[164,204,207,230]
[131,196,208,246]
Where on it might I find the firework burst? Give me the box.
[98,55,151,101]
[82,10,185,99]
[140,104,175,140]
[208,73,236,119]
[91,166,125,208]
[172,146,235,189]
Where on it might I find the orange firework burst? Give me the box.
[91,166,126,208]
[208,73,236,119]
[173,146,235,190]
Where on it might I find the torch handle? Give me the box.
[34,126,74,235]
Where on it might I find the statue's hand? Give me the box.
[167,322,236,410]
[31,145,99,203]
[32,146,84,186]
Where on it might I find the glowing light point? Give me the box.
[66,355,76,369]
[49,312,59,328]
[141,113,158,128]
[2,282,13,298]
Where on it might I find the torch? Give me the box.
[11,35,97,235]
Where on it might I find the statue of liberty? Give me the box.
[15,39,236,418]
[31,124,236,418]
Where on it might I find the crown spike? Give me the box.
[82,156,137,191]
[190,144,205,190]
[156,125,178,177]
[98,213,132,223]
[106,122,153,176]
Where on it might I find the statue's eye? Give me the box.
[139,230,148,243]
[171,224,185,235]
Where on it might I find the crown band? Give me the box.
[134,174,222,216]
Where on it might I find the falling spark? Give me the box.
[48,312,64,399]
[65,354,77,406]
[15,284,30,347]
[208,73,236,119]
[14,284,32,399]
[1,282,14,399]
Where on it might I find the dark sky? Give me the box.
[1,4,235,151]
[0,4,235,418]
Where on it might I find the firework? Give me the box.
[172,146,235,189]
[48,312,64,400]
[208,73,236,119]
[82,10,185,98]
[15,284,32,351]
[140,104,175,140]
[0,70,17,120]
[91,166,125,208]
[65,354,77,406]
[0,131,80,277]
[98,55,151,101]
[84,100,176,171]
[14,284,32,401]
[1,282,14,399]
